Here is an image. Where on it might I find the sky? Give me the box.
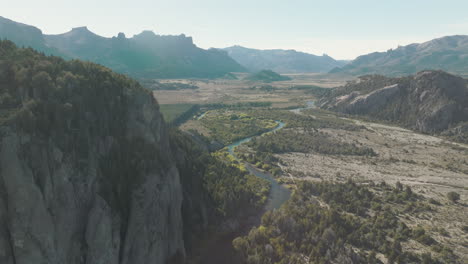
[3,0,468,60]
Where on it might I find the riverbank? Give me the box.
[192,102,318,263]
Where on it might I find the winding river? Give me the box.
[227,121,290,211]
[198,101,315,263]
[226,100,316,210]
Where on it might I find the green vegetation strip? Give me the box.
[199,110,277,145]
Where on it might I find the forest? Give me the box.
[233,180,459,264]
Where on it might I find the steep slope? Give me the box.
[320,70,468,134]
[223,45,347,73]
[0,40,213,264]
[0,16,246,79]
[331,35,468,76]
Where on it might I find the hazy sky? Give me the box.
[3,0,468,59]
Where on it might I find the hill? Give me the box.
[245,69,292,82]
[0,16,246,79]
[319,70,468,138]
[331,35,468,76]
[223,45,347,73]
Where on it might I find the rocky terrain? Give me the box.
[0,40,213,264]
[320,70,468,137]
[331,35,468,76]
[274,116,468,262]
[0,16,245,79]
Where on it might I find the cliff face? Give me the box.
[0,40,202,264]
[320,71,468,134]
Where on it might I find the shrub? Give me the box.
[447,192,460,203]
[428,198,441,205]
[461,226,468,233]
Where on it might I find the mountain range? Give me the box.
[2,16,467,79]
[331,35,468,77]
[223,45,348,73]
[0,16,246,79]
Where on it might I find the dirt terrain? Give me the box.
[153,73,352,106]
[275,114,468,260]
[278,118,468,198]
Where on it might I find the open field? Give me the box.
[152,73,353,107]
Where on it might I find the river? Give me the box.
[196,101,314,263]
[225,100,315,210]
[289,100,315,114]
[227,121,290,211]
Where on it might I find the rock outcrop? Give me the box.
[329,84,400,114]
[320,70,468,134]
[0,40,206,264]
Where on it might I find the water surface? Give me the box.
[227,121,289,211]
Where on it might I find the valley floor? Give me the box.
[159,77,467,263]
[153,73,351,107]
[275,114,468,261]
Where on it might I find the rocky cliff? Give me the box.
[320,70,468,134]
[0,40,207,264]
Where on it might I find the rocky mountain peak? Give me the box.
[71,26,90,32]
[62,26,101,39]
[133,30,157,39]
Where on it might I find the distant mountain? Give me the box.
[245,70,292,82]
[0,16,246,78]
[0,16,62,56]
[223,46,347,73]
[331,35,468,76]
[320,70,468,136]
